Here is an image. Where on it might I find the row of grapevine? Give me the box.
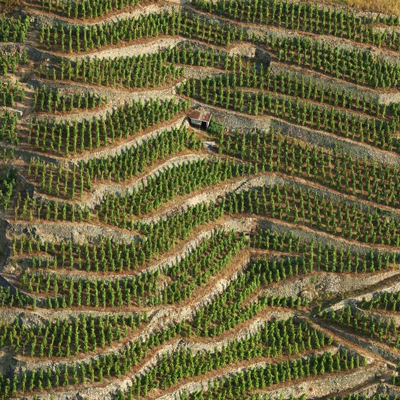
[13,221,395,278]
[97,158,248,220]
[166,44,399,120]
[0,147,14,163]
[197,66,400,122]
[39,11,244,52]
[40,52,184,89]
[0,313,145,358]
[224,186,400,246]
[115,318,334,399]
[0,315,337,397]
[36,0,140,19]
[394,362,400,385]
[26,157,246,219]
[33,86,107,114]
[11,231,238,275]
[320,306,400,347]
[0,321,185,396]
[0,111,18,145]
[261,34,400,88]
[359,290,400,312]
[152,231,245,305]
[17,159,243,226]
[28,98,188,156]
[0,169,16,211]
[16,231,246,308]
[218,128,400,208]
[0,15,30,43]
[0,286,32,308]
[11,232,242,293]
[26,159,91,200]
[251,229,396,273]
[165,44,257,71]
[84,126,201,182]
[20,267,159,309]
[118,350,362,400]
[19,228,239,276]
[7,223,396,322]
[191,241,393,338]
[0,50,28,76]
[0,80,25,107]
[14,181,400,246]
[17,233,392,320]
[181,78,400,153]
[192,0,400,51]
[192,255,308,337]
[40,44,258,88]
[25,126,200,199]
[14,201,227,283]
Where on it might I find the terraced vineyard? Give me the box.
[1,0,400,399]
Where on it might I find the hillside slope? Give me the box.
[0,1,399,400]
